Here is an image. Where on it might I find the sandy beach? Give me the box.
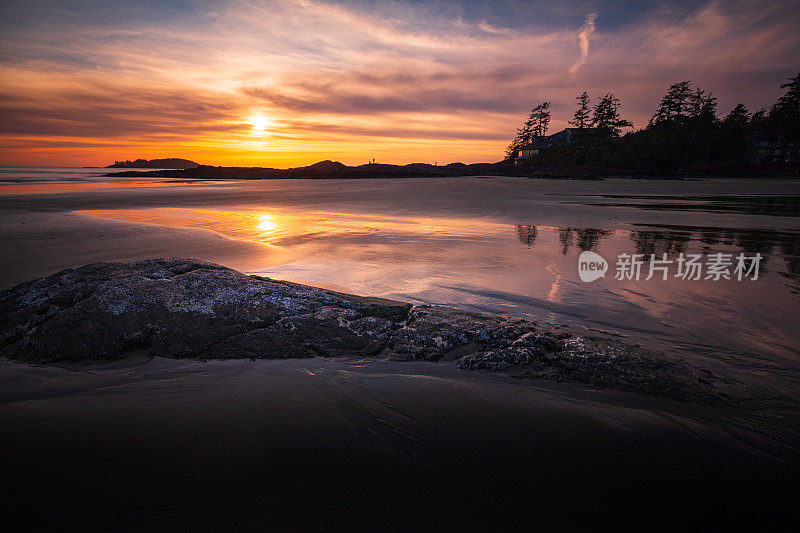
[2,356,798,529]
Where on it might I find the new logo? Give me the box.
[578,251,608,282]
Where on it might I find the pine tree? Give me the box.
[518,119,534,145]
[750,108,768,130]
[592,93,632,136]
[569,92,592,128]
[505,114,533,158]
[687,87,706,119]
[770,72,800,140]
[529,101,552,138]
[505,101,551,159]
[592,93,632,159]
[723,104,750,130]
[505,140,522,160]
[686,87,717,123]
[651,81,692,125]
[700,92,718,121]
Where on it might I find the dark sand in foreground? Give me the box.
[2,356,797,529]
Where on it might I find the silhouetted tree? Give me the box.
[750,108,768,130]
[592,93,632,136]
[687,88,713,120]
[687,88,717,159]
[723,104,750,130]
[714,103,752,162]
[502,72,798,174]
[770,72,800,140]
[530,101,552,137]
[504,139,522,160]
[591,93,632,159]
[569,92,592,128]
[505,101,552,159]
[651,81,693,125]
[505,117,534,159]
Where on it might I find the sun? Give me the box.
[246,115,272,133]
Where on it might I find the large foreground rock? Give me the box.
[0,259,726,402]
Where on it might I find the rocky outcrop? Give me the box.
[0,259,726,402]
[0,259,409,362]
[106,158,199,169]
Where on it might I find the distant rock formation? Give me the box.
[106,158,199,169]
[0,259,726,403]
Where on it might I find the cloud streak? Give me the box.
[569,13,598,74]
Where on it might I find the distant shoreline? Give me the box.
[103,159,788,181]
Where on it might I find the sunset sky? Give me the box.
[1,0,798,167]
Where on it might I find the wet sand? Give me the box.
[1,174,798,394]
[1,170,799,528]
[1,356,798,529]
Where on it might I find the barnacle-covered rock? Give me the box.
[0,259,726,403]
[0,258,409,361]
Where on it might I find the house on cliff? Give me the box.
[548,127,598,147]
[515,128,599,162]
[515,139,549,162]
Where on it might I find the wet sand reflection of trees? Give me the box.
[513,223,799,285]
[516,225,538,247]
[514,225,614,254]
[630,229,691,256]
[630,224,800,283]
[557,228,613,254]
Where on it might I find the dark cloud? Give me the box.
[0,84,243,137]
[241,65,557,115]
[242,85,525,115]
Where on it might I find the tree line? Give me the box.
[505,72,800,174]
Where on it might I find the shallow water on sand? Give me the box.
[0,169,799,399]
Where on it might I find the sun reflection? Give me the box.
[256,214,277,231]
[545,264,562,303]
